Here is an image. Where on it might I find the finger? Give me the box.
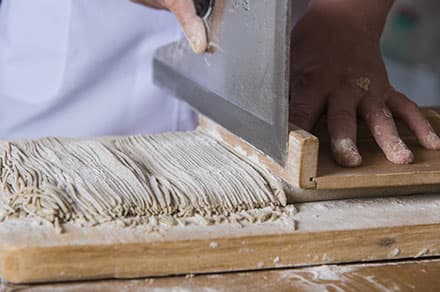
[360,100,414,164]
[327,87,362,167]
[165,0,208,54]
[290,69,327,131]
[290,93,325,131]
[387,90,440,150]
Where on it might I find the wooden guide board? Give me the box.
[200,107,440,201]
[1,194,439,284]
[314,107,440,190]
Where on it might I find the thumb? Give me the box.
[165,0,208,54]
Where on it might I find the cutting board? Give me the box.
[1,194,440,284]
[1,108,440,284]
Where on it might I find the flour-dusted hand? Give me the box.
[131,0,208,53]
[290,0,440,167]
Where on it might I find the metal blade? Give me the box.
[154,0,291,165]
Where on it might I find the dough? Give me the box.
[0,131,286,231]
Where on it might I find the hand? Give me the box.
[130,0,208,53]
[290,0,440,167]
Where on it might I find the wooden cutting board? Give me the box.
[1,194,440,284]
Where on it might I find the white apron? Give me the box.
[0,0,197,139]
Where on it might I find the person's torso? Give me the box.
[0,0,196,139]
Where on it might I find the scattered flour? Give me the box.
[388,248,401,258]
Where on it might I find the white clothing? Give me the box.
[0,0,197,139]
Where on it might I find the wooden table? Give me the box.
[4,258,440,291]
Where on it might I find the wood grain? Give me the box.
[201,107,440,196]
[314,108,440,190]
[199,118,319,189]
[1,194,439,284]
[9,259,440,291]
[0,110,438,283]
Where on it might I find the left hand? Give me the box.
[290,0,440,167]
[130,0,208,54]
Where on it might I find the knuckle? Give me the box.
[360,100,386,121]
[328,109,356,123]
[291,103,317,128]
[292,104,313,120]
[292,67,321,91]
[402,100,419,113]
[163,0,175,7]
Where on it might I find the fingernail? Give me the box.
[331,139,362,167]
[421,132,440,150]
[386,138,414,164]
[185,20,207,54]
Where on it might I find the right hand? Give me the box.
[130,0,208,54]
[290,0,440,167]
